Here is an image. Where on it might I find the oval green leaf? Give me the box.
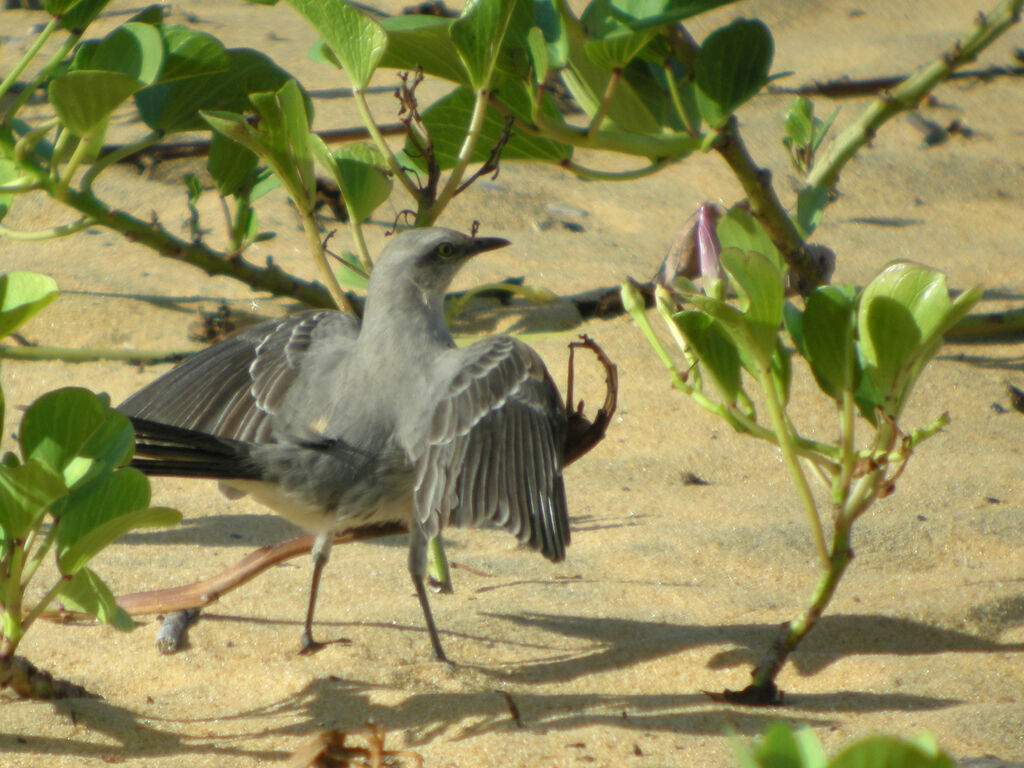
[288,0,387,89]
[0,272,59,340]
[49,70,145,136]
[695,18,773,129]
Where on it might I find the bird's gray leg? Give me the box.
[299,530,333,655]
[409,528,451,663]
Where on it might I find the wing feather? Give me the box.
[119,310,358,443]
[414,337,569,561]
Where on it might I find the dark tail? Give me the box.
[129,416,263,481]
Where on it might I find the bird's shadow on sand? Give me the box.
[5,609,1012,761]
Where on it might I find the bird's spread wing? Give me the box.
[119,310,358,443]
[412,337,570,562]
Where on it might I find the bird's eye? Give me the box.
[436,242,455,259]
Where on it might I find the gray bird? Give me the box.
[121,227,570,661]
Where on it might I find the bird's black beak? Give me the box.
[469,236,511,256]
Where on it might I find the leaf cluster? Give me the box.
[0,273,180,659]
[734,722,954,768]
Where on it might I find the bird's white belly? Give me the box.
[222,479,415,535]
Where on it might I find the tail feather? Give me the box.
[128,416,263,480]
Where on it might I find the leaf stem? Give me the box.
[80,130,163,193]
[425,87,491,224]
[758,359,829,566]
[586,69,621,139]
[0,17,60,110]
[2,31,81,130]
[0,217,97,240]
[352,87,420,201]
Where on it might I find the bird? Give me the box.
[120,227,574,662]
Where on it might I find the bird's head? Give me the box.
[372,227,510,296]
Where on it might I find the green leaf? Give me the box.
[583,28,656,70]
[0,272,59,340]
[605,0,743,31]
[377,15,465,84]
[49,70,145,136]
[136,48,302,133]
[289,0,387,89]
[801,283,857,401]
[534,0,568,69]
[795,185,828,237]
[720,248,784,362]
[208,131,259,197]
[59,0,112,31]
[695,18,773,128]
[715,206,784,274]
[561,30,661,133]
[451,0,517,89]
[673,311,740,404]
[784,96,812,147]
[0,460,67,544]
[51,467,149,570]
[416,84,571,169]
[71,22,164,85]
[58,567,135,630]
[311,139,392,223]
[60,502,181,576]
[754,721,803,768]
[830,736,955,768]
[334,251,370,291]
[203,80,315,209]
[526,26,549,83]
[19,388,133,487]
[857,262,981,418]
[157,25,229,82]
[0,160,19,222]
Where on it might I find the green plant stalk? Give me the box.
[757,359,829,566]
[18,517,58,594]
[662,62,696,135]
[345,214,373,273]
[833,389,857,506]
[0,18,60,108]
[352,87,420,203]
[807,0,1023,189]
[18,578,66,637]
[424,87,492,225]
[80,130,164,193]
[2,31,81,129]
[54,129,95,197]
[295,200,353,314]
[1,545,26,656]
[0,217,96,240]
[585,69,621,140]
[748,515,853,690]
[0,344,192,363]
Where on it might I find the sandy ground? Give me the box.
[2,1,1023,766]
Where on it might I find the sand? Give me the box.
[1,0,1023,765]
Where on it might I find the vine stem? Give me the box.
[807,0,1024,189]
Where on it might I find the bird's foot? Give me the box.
[298,633,325,656]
